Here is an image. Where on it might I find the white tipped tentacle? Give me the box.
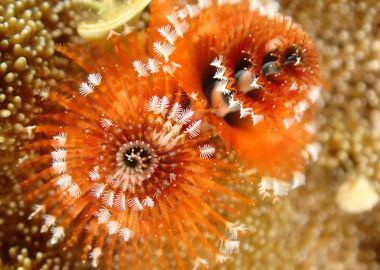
[251,113,264,125]
[176,108,194,125]
[210,56,224,67]
[194,257,209,270]
[283,118,295,129]
[102,190,114,208]
[87,73,102,86]
[249,75,261,89]
[53,133,67,147]
[148,96,160,112]
[119,227,134,242]
[133,60,149,77]
[115,193,126,211]
[226,222,247,240]
[213,66,227,80]
[198,0,212,9]
[258,177,291,197]
[147,58,161,73]
[305,143,321,162]
[220,240,240,255]
[28,204,44,220]
[216,254,229,263]
[56,174,72,189]
[187,4,201,17]
[90,248,102,268]
[158,25,178,45]
[169,173,176,182]
[128,197,143,211]
[162,61,181,74]
[79,82,94,96]
[250,0,280,16]
[100,118,113,131]
[96,208,111,224]
[142,196,154,208]
[51,148,66,162]
[228,96,241,110]
[68,183,81,198]
[292,172,306,189]
[308,86,321,103]
[107,220,120,235]
[39,87,50,101]
[168,102,183,120]
[185,120,202,138]
[91,183,106,199]
[289,82,298,91]
[199,144,215,159]
[239,107,252,119]
[52,161,67,174]
[153,41,175,62]
[89,167,100,181]
[41,214,56,233]
[50,226,65,245]
[156,96,170,115]
[167,12,189,37]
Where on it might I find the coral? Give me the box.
[0,0,81,182]
[336,175,379,214]
[0,188,90,269]
[281,0,380,198]
[219,0,380,269]
[77,0,151,39]
[3,0,380,270]
[0,1,84,267]
[224,168,380,270]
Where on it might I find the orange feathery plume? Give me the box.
[143,0,321,196]
[21,33,253,269]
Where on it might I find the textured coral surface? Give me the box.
[0,0,80,183]
[222,1,380,269]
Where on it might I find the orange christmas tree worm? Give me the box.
[21,33,253,269]
[135,0,321,198]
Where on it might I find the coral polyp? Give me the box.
[21,34,252,269]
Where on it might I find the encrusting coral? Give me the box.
[0,0,97,268]
[221,0,380,269]
[77,0,151,39]
[281,0,380,198]
[282,0,380,213]
[0,0,81,183]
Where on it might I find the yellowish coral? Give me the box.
[0,1,83,267]
[77,0,151,39]
[336,175,379,214]
[0,190,91,269]
[283,0,380,192]
[0,0,81,181]
[222,0,380,269]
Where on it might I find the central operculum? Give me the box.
[123,146,152,169]
[116,140,158,187]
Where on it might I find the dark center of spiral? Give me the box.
[115,140,159,186]
[123,146,152,169]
